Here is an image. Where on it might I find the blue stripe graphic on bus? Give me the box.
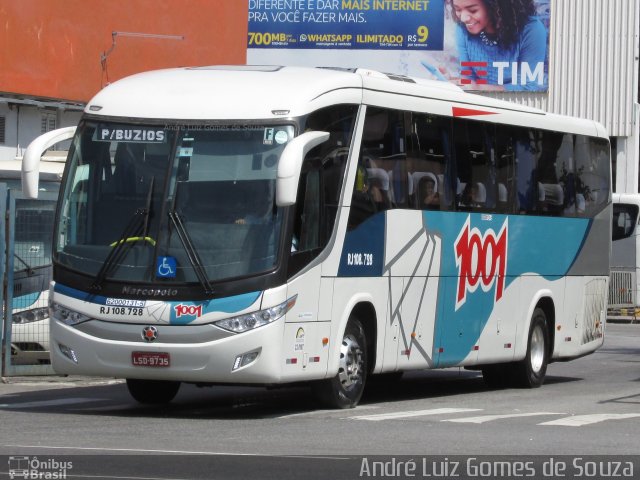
[53,284,146,307]
[54,283,108,303]
[169,291,262,325]
[424,212,590,366]
[13,292,41,309]
[53,283,262,324]
[338,211,591,366]
[338,214,385,276]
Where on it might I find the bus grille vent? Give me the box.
[582,278,606,345]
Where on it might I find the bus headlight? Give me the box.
[214,295,297,333]
[50,303,91,326]
[13,307,49,324]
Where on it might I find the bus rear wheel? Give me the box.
[313,317,367,409]
[126,379,181,404]
[511,308,549,388]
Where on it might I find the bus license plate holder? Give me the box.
[132,351,170,367]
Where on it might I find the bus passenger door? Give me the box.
[434,277,481,367]
[382,277,401,372]
[384,210,440,370]
[394,275,441,370]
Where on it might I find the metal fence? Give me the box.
[1,185,58,376]
[608,269,639,322]
[609,270,634,306]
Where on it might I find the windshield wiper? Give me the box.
[167,209,214,295]
[91,177,155,291]
[14,253,35,275]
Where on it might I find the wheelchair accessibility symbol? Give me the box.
[156,256,177,278]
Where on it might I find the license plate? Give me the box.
[132,351,170,367]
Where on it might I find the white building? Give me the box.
[0,95,83,161]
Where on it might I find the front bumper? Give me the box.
[50,316,286,384]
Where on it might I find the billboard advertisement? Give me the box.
[247,0,550,92]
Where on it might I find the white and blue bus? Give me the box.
[2,157,65,366]
[608,193,640,320]
[23,66,611,407]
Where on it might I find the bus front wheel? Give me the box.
[313,317,368,409]
[126,379,181,404]
[511,308,549,388]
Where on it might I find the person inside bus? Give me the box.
[420,176,440,208]
[458,182,483,209]
[458,182,473,207]
[234,197,274,225]
[348,162,377,229]
[233,180,275,225]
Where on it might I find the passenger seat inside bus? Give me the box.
[541,183,564,204]
[497,183,509,212]
[472,182,487,207]
[366,167,392,210]
[386,169,410,206]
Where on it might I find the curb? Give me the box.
[606,319,639,325]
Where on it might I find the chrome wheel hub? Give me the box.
[530,324,545,373]
[338,333,364,389]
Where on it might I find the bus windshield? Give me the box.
[55,120,294,287]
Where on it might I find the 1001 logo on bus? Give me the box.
[174,304,203,318]
[454,217,508,310]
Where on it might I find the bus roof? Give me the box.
[86,65,606,138]
[612,193,640,205]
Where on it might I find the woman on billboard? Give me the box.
[444,0,548,91]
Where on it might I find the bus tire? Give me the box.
[313,317,367,409]
[126,379,181,404]
[511,308,549,388]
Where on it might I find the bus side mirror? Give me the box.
[276,131,330,207]
[22,126,76,199]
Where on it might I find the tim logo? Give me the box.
[174,304,203,318]
[460,61,489,85]
[460,61,544,86]
[454,216,508,310]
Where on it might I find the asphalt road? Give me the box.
[0,322,638,479]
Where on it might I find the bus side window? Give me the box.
[348,107,406,228]
[296,168,321,252]
[453,119,494,212]
[408,112,452,210]
[514,127,542,214]
[575,137,610,217]
[289,104,358,276]
[288,155,336,277]
[300,103,358,241]
[612,204,638,241]
[495,126,516,214]
[537,131,572,216]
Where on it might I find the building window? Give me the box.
[0,116,5,143]
[41,113,56,133]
